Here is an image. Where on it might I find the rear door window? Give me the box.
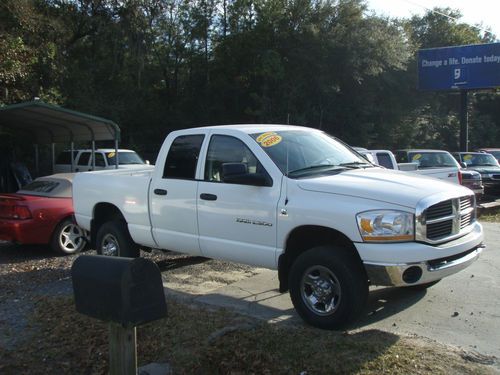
[163,135,205,179]
[77,152,91,166]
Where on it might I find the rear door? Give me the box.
[149,134,205,255]
[197,133,281,268]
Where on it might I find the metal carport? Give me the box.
[0,100,121,174]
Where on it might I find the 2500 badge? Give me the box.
[236,218,273,227]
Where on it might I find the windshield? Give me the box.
[408,152,459,169]
[106,151,145,165]
[250,130,372,177]
[461,153,499,167]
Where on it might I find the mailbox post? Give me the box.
[71,255,167,375]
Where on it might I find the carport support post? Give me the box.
[114,139,119,169]
[460,90,469,152]
[51,143,55,174]
[34,144,39,177]
[109,323,137,375]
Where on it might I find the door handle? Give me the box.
[154,189,168,196]
[200,193,217,201]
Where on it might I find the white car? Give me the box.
[54,149,147,173]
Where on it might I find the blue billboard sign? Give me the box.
[418,43,500,91]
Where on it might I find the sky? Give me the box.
[367,0,500,39]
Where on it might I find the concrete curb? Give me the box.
[477,199,500,217]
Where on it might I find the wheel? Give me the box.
[289,246,368,330]
[96,220,140,258]
[51,218,86,255]
[404,279,441,291]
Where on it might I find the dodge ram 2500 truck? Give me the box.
[73,125,485,329]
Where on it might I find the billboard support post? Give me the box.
[460,90,468,152]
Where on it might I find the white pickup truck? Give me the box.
[73,125,484,329]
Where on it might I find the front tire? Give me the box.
[289,246,368,330]
[51,218,86,255]
[96,221,140,258]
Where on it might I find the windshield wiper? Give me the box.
[287,165,346,177]
[338,161,373,169]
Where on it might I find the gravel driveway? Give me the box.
[0,242,258,350]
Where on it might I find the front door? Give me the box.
[197,134,281,268]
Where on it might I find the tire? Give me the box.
[96,220,140,258]
[51,218,86,255]
[404,279,441,291]
[289,246,368,330]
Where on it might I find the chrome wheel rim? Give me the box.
[300,265,341,316]
[59,224,85,253]
[101,234,119,256]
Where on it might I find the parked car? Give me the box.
[394,149,461,183]
[453,152,500,193]
[54,149,147,173]
[363,149,483,196]
[477,148,500,164]
[0,174,86,254]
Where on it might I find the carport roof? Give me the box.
[0,100,120,144]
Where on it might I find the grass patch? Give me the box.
[0,296,497,374]
[479,212,500,222]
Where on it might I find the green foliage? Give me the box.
[1,0,499,152]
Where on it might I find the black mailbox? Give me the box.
[71,255,167,326]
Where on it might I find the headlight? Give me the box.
[356,210,414,242]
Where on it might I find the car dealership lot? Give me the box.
[0,222,499,368]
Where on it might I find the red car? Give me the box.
[0,174,86,254]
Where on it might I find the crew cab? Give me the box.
[73,125,484,329]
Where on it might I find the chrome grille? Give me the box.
[427,220,453,240]
[416,193,476,244]
[426,200,452,220]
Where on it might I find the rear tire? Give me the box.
[289,246,368,330]
[51,218,86,255]
[96,220,140,258]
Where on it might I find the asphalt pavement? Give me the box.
[165,222,500,361]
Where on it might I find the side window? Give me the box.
[376,152,394,169]
[204,135,268,184]
[95,153,106,167]
[395,151,407,163]
[163,135,204,179]
[77,152,91,166]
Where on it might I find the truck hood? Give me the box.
[296,168,471,208]
[467,166,500,174]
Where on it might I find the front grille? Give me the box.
[426,200,452,220]
[416,194,476,244]
[427,220,453,240]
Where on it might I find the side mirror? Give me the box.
[459,162,467,168]
[222,163,272,187]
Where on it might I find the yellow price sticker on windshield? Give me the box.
[463,154,473,160]
[107,152,116,158]
[412,154,422,161]
[256,132,276,143]
[261,134,282,147]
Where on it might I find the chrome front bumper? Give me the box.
[364,243,485,287]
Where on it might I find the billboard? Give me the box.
[418,43,500,91]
